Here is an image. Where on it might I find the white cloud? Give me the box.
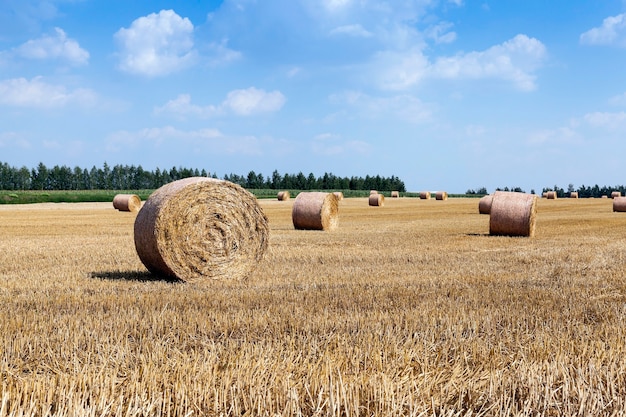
[0,131,31,149]
[114,9,197,76]
[370,35,546,91]
[14,27,89,65]
[372,48,430,91]
[311,132,371,156]
[329,24,373,38]
[105,126,264,155]
[155,88,287,119]
[609,92,626,106]
[583,111,626,130]
[206,38,242,66]
[329,90,433,124]
[222,87,287,115]
[0,77,97,108]
[424,22,456,44]
[580,14,626,47]
[154,94,219,119]
[430,34,547,91]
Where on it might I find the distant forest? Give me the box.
[0,162,406,192]
[467,184,626,198]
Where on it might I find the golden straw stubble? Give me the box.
[489,191,538,237]
[134,177,269,282]
[292,192,339,231]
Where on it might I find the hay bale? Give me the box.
[489,191,538,237]
[292,192,339,231]
[391,191,400,198]
[133,177,269,282]
[478,195,493,214]
[370,190,378,195]
[542,192,548,198]
[602,195,608,199]
[277,191,290,201]
[570,192,578,199]
[333,191,344,201]
[547,191,557,200]
[611,191,621,199]
[613,197,626,212]
[419,191,431,200]
[435,191,448,200]
[113,194,141,212]
[369,193,384,206]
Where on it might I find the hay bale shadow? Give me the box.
[90,270,183,283]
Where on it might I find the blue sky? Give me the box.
[1,0,626,193]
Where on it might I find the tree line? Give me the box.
[0,162,406,192]
[467,183,626,198]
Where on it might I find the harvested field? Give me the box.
[1,197,625,416]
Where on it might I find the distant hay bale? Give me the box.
[333,191,344,201]
[133,177,269,282]
[419,191,431,200]
[277,191,290,201]
[435,191,448,201]
[602,195,608,199]
[370,190,378,195]
[611,191,621,199]
[292,192,339,231]
[613,197,626,212]
[369,193,384,207]
[542,192,548,198]
[113,194,141,212]
[391,191,400,198]
[489,191,538,238]
[478,195,493,214]
[547,191,557,200]
[570,192,579,199]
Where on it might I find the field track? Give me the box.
[1,197,625,416]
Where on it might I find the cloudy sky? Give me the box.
[1,0,626,193]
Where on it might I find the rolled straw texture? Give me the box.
[547,191,557,200]
[134,177,269,282]
[333,191,344,201]
[419,191,431,200]
[391,191,400,198]
[277,191,290,201]
[292,192,339,231]
[489,191,538,237]
[435,191,448,201]
[369,193,384,207]
[613,197,626,212]
[113,194,141,212]
[611,191,621,199]
[570,192,579,199]
[478,195,493,215]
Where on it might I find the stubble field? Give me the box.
[1,197,625,416]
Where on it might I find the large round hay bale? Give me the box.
[613,197,626,212]
[570,192,578,199]
[547,191,557,200]
[419,191,431,200]
[489,191,538,237]
[542,192,548,198]
[370,190,378,195]
[113,194,141,212]
[369,193,384,207]
[333,191,344,201]
[292,192,339,231]
[277,191,290,201]
[478,195,493,214]
[133,177,269,282]
[611,191,621,199]
[435,191,448,200]
[391,191,400,198]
